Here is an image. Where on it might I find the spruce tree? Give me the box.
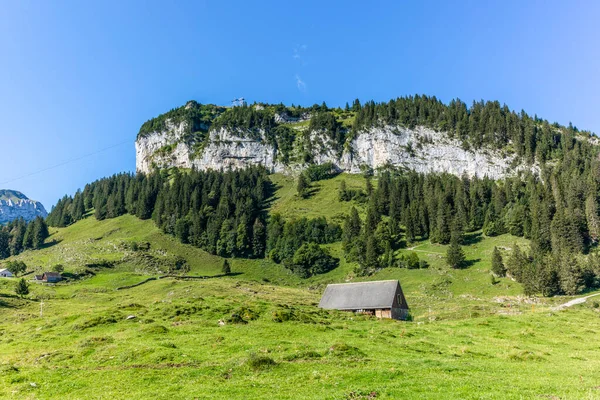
[338,180,347,202]
[252,218,266,258]
[446,237,465,269]
[365,177,374,197]
[342,207,362,257]
[222,259,231,275]
[32,217,49,249]
[22,222,34,250]
[15,278,29,298]
[0,231,10,260]
[491,246,506,277]
[296,174,310,198]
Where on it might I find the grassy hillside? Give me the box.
[2,272,600,399]
[2,173,600,398]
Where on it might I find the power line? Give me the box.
[0,139,131,186]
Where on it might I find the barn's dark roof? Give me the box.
[319,280,404,310]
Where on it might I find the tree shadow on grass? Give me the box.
[462,258,481,269]
[263,181,280,211]
[463,232,483,246]
[303,186,320,199]
[0,292,35,306]
[40,238,63,250]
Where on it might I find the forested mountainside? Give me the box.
[135,96,595,177]
[50,131,600,297]
[42,95,600,296]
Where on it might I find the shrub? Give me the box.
[305,162,337,181]
[246,353,276,370]
[143,325,169,334]
[287,242,339,278]
[328,343,366,358]
[15,278,29,298]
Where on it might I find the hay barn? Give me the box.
[318,280,409,320]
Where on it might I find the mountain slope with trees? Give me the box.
[136,96,597,178]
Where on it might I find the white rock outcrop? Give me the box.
[136,120,525,180]
[0,191,48,224]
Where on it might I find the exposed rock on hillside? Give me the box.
[136,119,524,179]
[0,190,48,224]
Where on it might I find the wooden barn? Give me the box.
[42,272,62,283]
[318,280,409,320]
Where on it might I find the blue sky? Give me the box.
[1,0,599,208]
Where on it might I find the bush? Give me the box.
[143,325,169,334]
[328,343,365,358]
[305,162,337,181]
[271,306,314,323]
[397,252,425,269]
[74,314,119,330]
[51,264,64,273]
[5,261,26,276]
[227,307,260,324]
[287,242,339,278]
[15,278,29,298]
[246,353,276,370]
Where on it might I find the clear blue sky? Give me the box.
[1,0,599,209]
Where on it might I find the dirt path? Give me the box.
[552,293,600,311]
[406,244,445,255]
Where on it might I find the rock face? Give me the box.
[0,190,48,224]
[136,119,527,179]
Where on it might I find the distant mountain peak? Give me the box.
[0,190,47,224]
[0,189,29,202]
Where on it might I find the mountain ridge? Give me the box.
[0,189,47,224]
[134,96,590,178]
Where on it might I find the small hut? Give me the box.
[318,280,409,320]
[42,272,62,283]
[0,268,13,278]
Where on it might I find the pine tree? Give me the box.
[338,180,347,202]
[297,174,310,198]
[22,221,34,250]
[0,231,10,260]
[252,218,266,258]
[175,218,191,244]
[364,201,380,235]
[585,192,600,244]
[506,244,529,281]
[236,219,250,256]
[364,235,380,271]
[32,217,49,249]
[342,207,362,258]
[558,254,585,295]
[491,246,506,277]
[15,278,29,298]
[222,259,231,275]
[446,237,465,269]
[365,177,374,197]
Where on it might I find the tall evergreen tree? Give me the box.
[491,246,506,277]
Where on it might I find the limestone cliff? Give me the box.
[137,121,525,180]
[0,190,48,224]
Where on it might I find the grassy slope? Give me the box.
[1,173,600,399]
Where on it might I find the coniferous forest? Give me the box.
[45,95,600,296]
[0,217,49,260]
